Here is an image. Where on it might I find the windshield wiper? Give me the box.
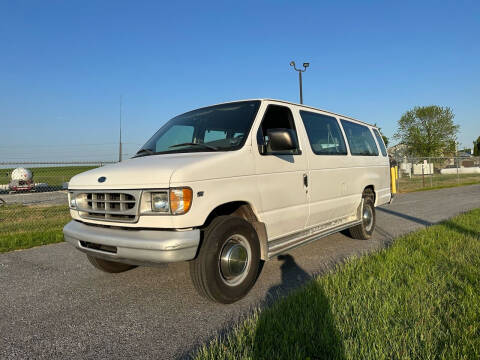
[133,148,156,158]
[168,142,219,151]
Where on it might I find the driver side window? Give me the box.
[257,105,300,155]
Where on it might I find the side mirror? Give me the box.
[266,128,298,152]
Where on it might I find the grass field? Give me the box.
[195,209,480,360]
[0,165,98,187]
[398,173,480,193]
[0,204,70,253]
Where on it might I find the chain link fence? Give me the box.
[392,156,480,193]
[2,156,480,252]
[0,161,114,252]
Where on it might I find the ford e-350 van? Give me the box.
[63,99,391,303]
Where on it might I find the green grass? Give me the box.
[0,165,97,187]
[195,209,480,360]
[0,204,70,252]
[398,173,480,193]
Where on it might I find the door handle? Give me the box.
[303,173,308,187]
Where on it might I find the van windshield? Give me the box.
[135,101,261,157]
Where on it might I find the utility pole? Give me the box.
[119,95,123,162]
[289,61,310,104]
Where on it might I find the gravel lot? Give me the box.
[1,184,479,360]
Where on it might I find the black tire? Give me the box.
[189,216,261,304]
[349,189,376,240]
[86,254,137,273]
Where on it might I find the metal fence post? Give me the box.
[457,156,460,184]
[396,167,399,193]
[428,158,435,187]
[422,161,425,188]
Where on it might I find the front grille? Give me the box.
[74,190,141,223]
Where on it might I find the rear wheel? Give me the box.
[189,216,261,303]
[349,189,376,240]
[86,254,137,273]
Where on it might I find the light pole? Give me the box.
[290,61,309,104]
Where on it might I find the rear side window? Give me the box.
[372,129,387,156]
[300,111,347,155]
[340,120,379,156]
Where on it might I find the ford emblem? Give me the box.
[98,176,106,183]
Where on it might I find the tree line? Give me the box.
[388,105,478,158]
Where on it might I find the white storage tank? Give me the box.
[11,168,33,181]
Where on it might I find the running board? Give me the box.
[267,200,364,259]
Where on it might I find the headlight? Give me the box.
[151,192,169,212]
[68,192,77,209]
[140,188,193,215]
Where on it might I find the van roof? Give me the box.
[206,98,377,129]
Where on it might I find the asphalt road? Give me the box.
[1,184,480,360]
[0,190,67,206]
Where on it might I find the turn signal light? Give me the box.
[169,188,193,215]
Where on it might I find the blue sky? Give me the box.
[0,0,479,161]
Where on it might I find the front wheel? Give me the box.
[189,216,261,304]
[86,255,137,273]
[349,189,376,240]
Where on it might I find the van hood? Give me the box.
[68,150,252,189]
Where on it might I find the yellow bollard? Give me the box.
[391,167,397,194]
[395,166,398,180]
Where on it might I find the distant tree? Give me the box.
[473,136,480,156]
[394,106,459,157]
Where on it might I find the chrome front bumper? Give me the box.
[63,220,200,266]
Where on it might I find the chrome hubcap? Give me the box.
[363,205,373,232]
[219,235,251,286]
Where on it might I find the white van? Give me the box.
[63,99,391,303]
